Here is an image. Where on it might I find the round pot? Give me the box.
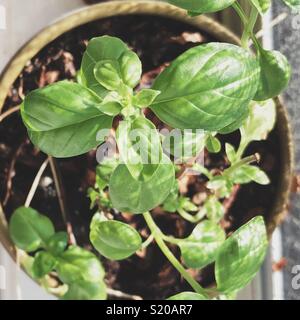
[0,0,294,296]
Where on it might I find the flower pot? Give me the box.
[0,0,294,299]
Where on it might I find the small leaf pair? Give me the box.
[9,207,106,300]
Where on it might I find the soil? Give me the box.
[0,14,281,300]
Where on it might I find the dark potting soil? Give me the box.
[0,15,281,299]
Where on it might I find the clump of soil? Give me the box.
[0,15,280,299]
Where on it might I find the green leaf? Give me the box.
[90,220,142,260]
[167,292,208,300]
[250,0,271,14]
[215,216,268,293]
[95,157,119,190]
[93,50,141,92]
[229,164,270,185]
[46,232,68,256]
[282,0,300,11]
[99,92,122,116]
[32,251,57,279]
[56,246,105,284]
[151,43,259,132]
[206,176,233,198]
[81,36,141,97]
[9,207,55,252]
[63,280,107,300]
[116,117,162,181]
[118,50,142,89]
[94,60,122,91]
[21,81,113,158]
[205,134,221,153]
[167,0,236,14]
[109,155,175,213]
[162,180,180,212]
[178,220,225,269]
[133,89,161,108]
[218,105,249,134]
[204,196,224,223]
[225,143,237,164]
[240,100,276,145]
[254,49,291,101]
[81,36,127,97]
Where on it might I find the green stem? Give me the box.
[143,212,207,297]
[177,208,204,224]
[241,6,259,48]
[141,234,154,249]
[224,154,259,177]
[232,2,248,26]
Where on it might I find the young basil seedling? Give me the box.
[12,0,293,300]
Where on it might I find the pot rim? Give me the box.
[0,0,294,284]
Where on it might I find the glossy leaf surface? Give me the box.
[90,220,142,260]
[215,216,268,293]
[151,43,260,131]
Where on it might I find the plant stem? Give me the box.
[241,6,259,48]
[177,207,204,224]
[25,157,49,207]
[143,211,208,297]
[0,105,21,123]
[141,234,154,249]
[224,154,259,177]
[232,2,248,26]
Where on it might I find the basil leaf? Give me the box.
[250,0,271,14]
[46,232,68,256]
[56,246,105,284]
[240,100,276,146]
[133,89,161,108]
[81,36,140,97]
[282,0,300,11]
[168,292,208,300]
[205,134,221,153]
[218,105,249,134]
[90,220,142,260]
[94,51,142,91]
[32,251,57,279]
[215,216,268,293]
[178,220,225,269]
[116,117,162,181]
[119,50,142,89]
[167,0,236,14]
[225,143,237,164]
[9,207,55,252]
[95,158,119,190]
[204,196,224,223]
[207,176,233,198]
[99,92,123,116]
[109,155,175,213]
[255,49,291,101]
[63,280,107,300]
[229,164,270,185]
[162,180,180,212]
[21,81,113,158]
[151,43,259,131]
[94,60,122,91]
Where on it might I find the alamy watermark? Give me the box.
[291,265,300,290]
[95,124,205,175]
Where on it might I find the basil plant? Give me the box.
[8,0,294,300]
